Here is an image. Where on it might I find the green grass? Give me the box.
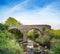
[51,29,60,35]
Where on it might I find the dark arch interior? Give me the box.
[9,29,23,40]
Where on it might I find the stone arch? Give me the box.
[27,28,41,40]
[8,25,51,41]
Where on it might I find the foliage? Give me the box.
[0,40,24,54]
[34,27,51,46]
[27,29,41,40]
[49,29,60,54]
[0,30,9,47]
[9,29,23,40]
[5,17,22,26]
[0,23,8,30]
[35,34,50,46]
[0,23,24,54]
[49,39,60,54]
[41,27,47,35]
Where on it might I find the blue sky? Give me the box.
[0,0,60,29]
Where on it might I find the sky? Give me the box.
[0,0,60,29]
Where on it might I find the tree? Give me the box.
[0,30,24,54]
[5,17,22,26]
[35,27,52,49]
[49,29,60,54]
[0,23,8,30]
[0,23,24,54]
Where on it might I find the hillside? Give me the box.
[51,29,60,35]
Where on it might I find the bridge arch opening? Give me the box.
[9,28,23,41]
[27,28,41,40]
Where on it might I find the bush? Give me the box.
[50,39,60,54]
[0,27,24,54]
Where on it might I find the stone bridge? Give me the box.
[8,25,51,41]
